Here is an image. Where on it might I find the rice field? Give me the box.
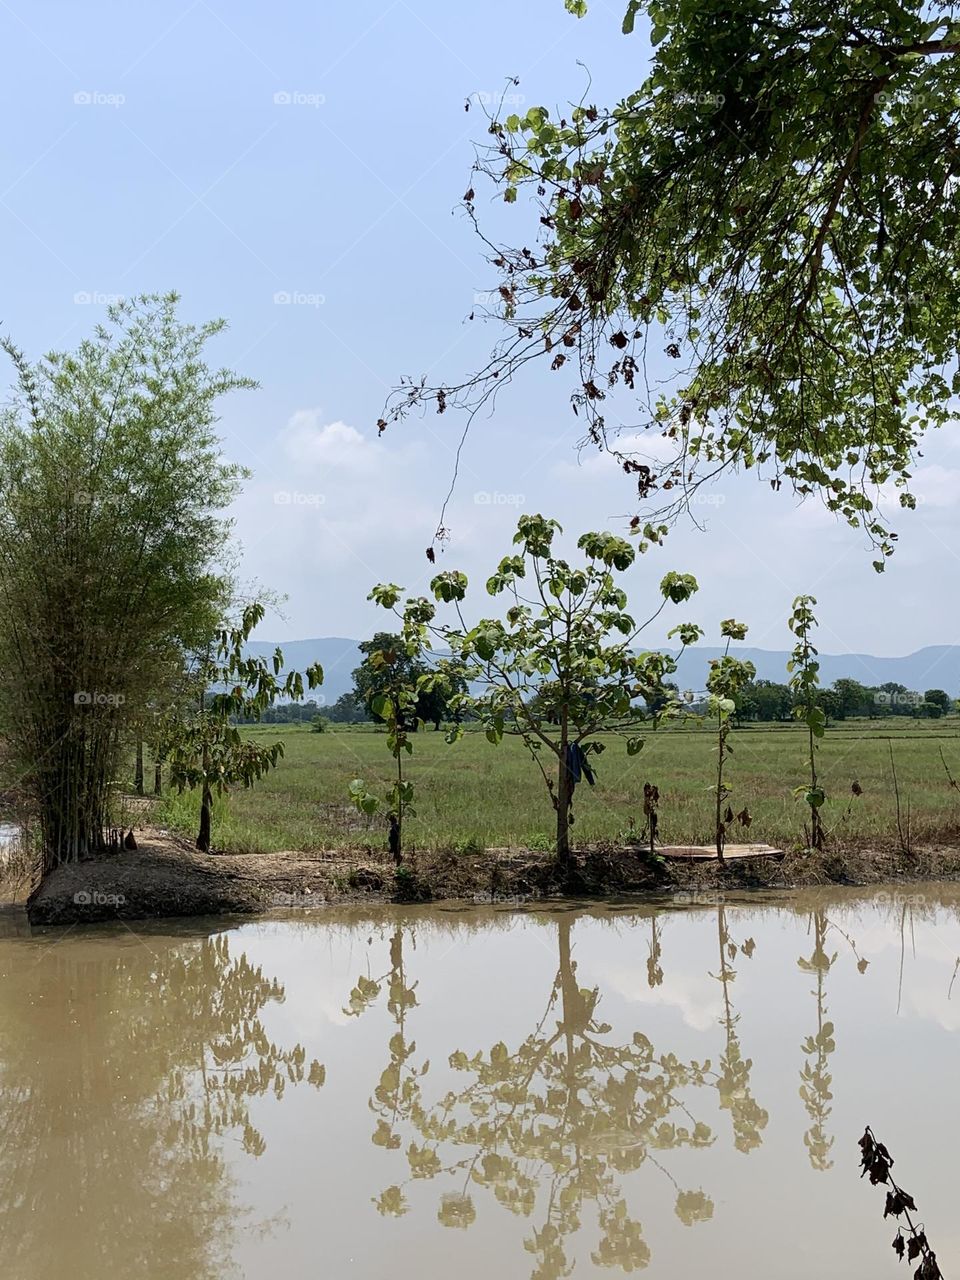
[152,718,960,855]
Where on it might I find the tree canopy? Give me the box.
[383,0,960,565]
[353,632,465,729]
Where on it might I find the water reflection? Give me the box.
[348,914,753,1277]
[0,927,323,1280]
[713,905,767,1154]
[2,890,960,1280]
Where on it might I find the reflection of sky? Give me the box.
[209,893,960,1279]
[6,893,959,1279]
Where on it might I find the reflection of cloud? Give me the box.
[598,963,721,1032]
[823,912,960,1032]
[237,927,357,1031]
[910,986,960,1033]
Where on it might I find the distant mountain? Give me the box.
[247,638,960,705]
[244,637,361,706]
[669,645,960,696]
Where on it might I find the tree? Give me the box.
[787,595,826,850]
[925,688,951,716]
[644,679,679,715]
[819,688,842,726]
[381,514,701,865]
[326,691,368,723]
[831,678,872,720]
[348,614,467,863]
[739,680,793,722]
[165,603,322,853]
[0,295,246,879]
[353,632,464,730]
[382,1,960,565]
[706,622,755,860]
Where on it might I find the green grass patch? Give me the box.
[150,718,960,855]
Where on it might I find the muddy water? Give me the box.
[1,888,959,1279]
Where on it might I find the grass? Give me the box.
[151,718,960,856]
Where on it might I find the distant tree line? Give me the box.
[717,679,954,724]
[236,645,958,731]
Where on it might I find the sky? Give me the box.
[3,0,960,658]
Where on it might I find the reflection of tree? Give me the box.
[646,918,663,988]
[344,925,423,1185]
[712,906,767,1154]
[0,930,324,1280]
[350,916,717,1280]
[797,911,837,1171]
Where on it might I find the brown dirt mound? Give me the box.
[21,827,960,926]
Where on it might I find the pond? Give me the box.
[0,887,957,1279]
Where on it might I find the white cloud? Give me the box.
[225,406,960,651]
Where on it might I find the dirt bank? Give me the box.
[20,826,960,925]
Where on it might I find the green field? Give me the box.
[152,718,960,855]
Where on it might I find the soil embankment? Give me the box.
[21,826,960,925]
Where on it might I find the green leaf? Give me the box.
[371,695,394,722]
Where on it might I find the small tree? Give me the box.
[787,595,826,850]
[165,603,322,852]
[378,515,701,866]
[925,689,951,717]
[349,607,464,864]
[706,622,755,862]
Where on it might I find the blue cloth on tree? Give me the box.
[565,743,596,788]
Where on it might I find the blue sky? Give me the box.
[3,0,959,657]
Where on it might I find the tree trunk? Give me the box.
[196,783,212,853]
[153,761,162,796]
[134,741,144,796]
[556,751,572,865]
